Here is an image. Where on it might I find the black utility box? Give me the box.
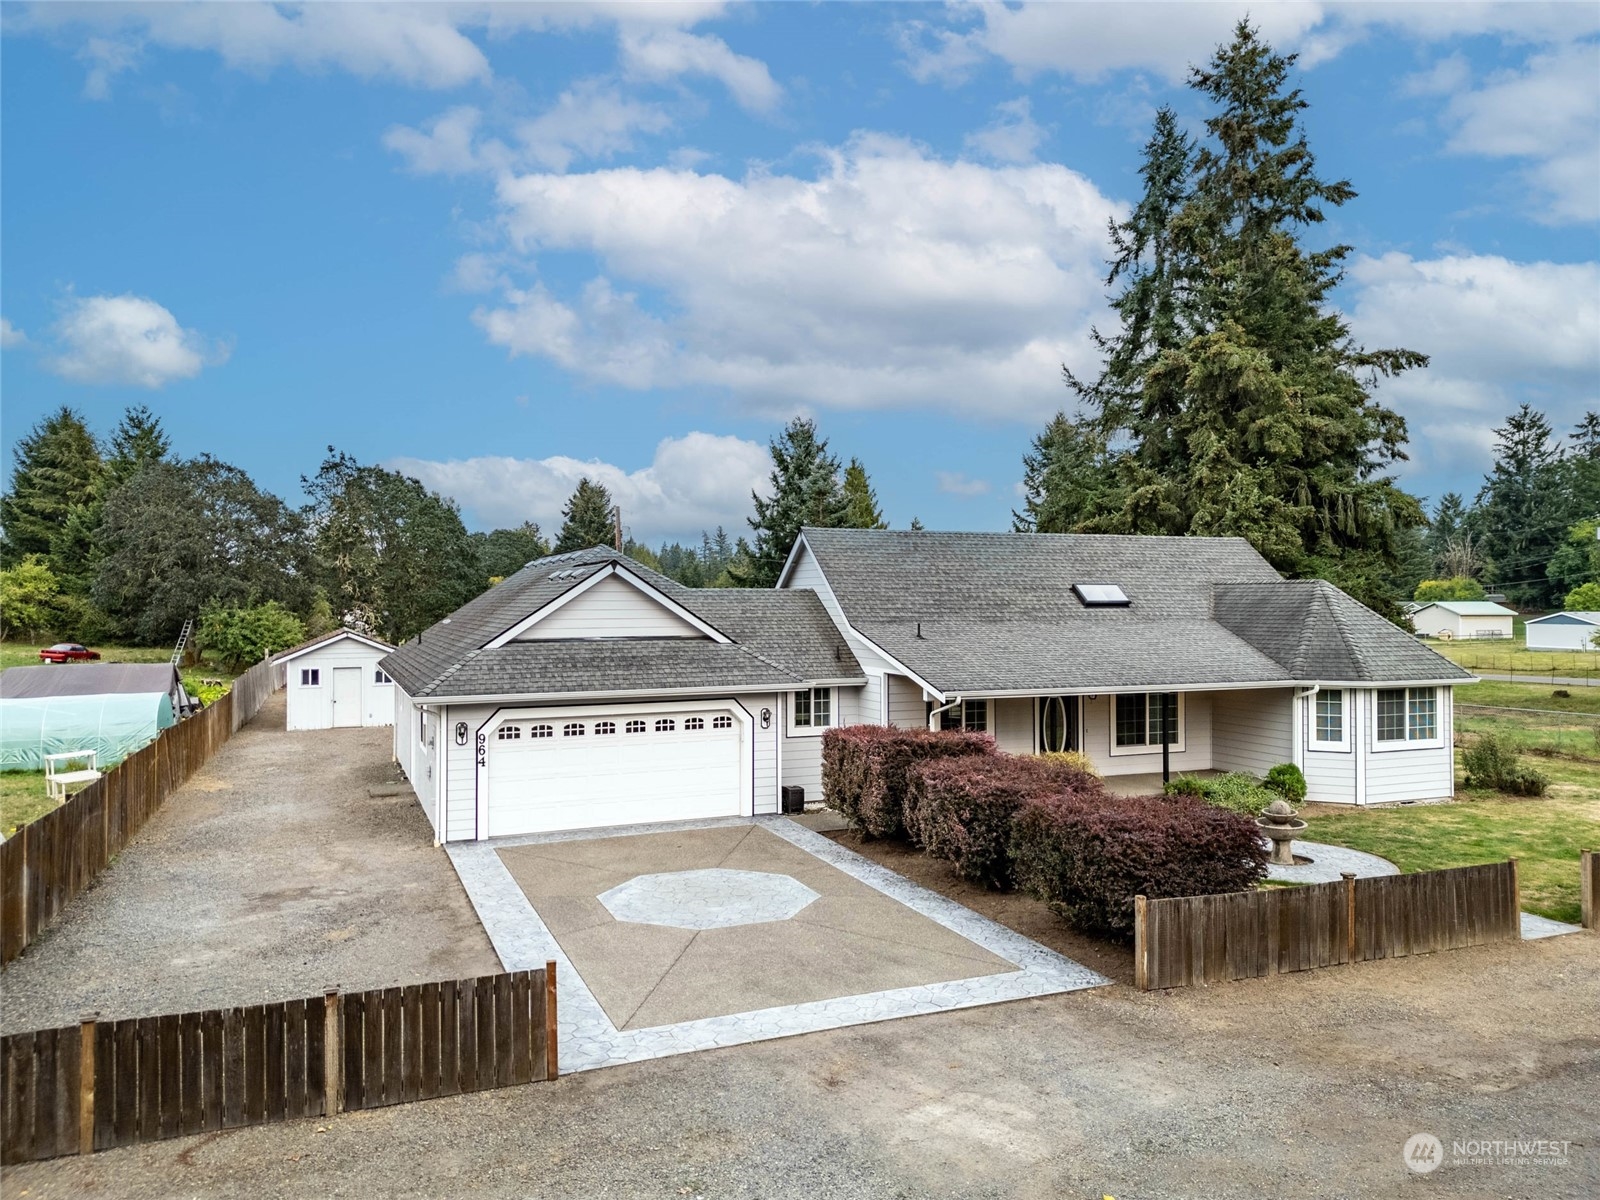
[781,785,805,814]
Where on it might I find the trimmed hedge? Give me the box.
[906,754,1105,889]
[821,725,996,839]
[1264,763,1307,803]
[1165,771,1279,819]
[1012,792,1269,938]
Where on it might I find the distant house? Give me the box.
[1408,600,1516,641]
[1524,611,1600,651]
[0,663,190,770]
[274,629,397,731]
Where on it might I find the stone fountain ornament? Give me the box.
[1256,798,1307,866]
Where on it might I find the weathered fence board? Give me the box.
[1,659,277,967]
[0,966,556,1165]
[1138,862,1522,990]
[1583,850,1596,930]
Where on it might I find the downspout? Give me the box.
[928,694,963,731]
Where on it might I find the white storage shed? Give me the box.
[1408,600,1516,641]
[1524,611,1600,651]
[275,630,397,731]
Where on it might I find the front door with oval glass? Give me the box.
[1039,695,1080,754]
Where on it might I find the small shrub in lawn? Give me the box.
[821,725,996,839]
[1032,750,1098,776]
[1162,771,1278,818]
[1461,732,1549,797]
[1012,792,1269,939]
[1164,773,1207,798]
[1264,763,1307,803]
[906,754,1105,889]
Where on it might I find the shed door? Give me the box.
[486,708,744,837]
[331,668,362,728]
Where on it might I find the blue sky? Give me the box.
[3,2,1597,545]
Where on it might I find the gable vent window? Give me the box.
[529,724,553,739]
[497,725,522,741]
[625,720,648,734]
[655,718,676,733]
[685,717,706,731]
[594,721,617,735]
[1072,583,1130,607]
[563,723,585,737]
[712,715,734,729]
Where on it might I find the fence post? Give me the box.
[1342,872,1357,964]
[544,961,559,1079]
[1508,858,1521,939]
[78,1013,97,1156]
[323,988,342,1116]
[1133,896,1149,991]
[1583,850,1596,930]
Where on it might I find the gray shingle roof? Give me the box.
[795,528,1469,692]
[381,546,862,699]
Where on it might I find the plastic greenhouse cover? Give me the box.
[0,692,176,772]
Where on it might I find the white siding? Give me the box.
[1526,618,1600,651]
[1456,614,1513,639]
[747,693,781,815]
[887,674,925,728]
[992,697,1035,754]
[781,689,825,804]
[1210,689,1293,776]
[1362,687,1456,804]
[411,703,443,835]
[1080,692,1215,776]
[284,638,395,731]
[784,541,895,726]
[517,574,704,640]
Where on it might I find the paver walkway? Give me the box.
[447,815,1107,1072]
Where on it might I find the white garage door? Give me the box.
[486,707,745,837]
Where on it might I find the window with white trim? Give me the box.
[562,722,585,737]
[939,698,988,733]
[685,717,705,731]
[625,720,647,733]
[791,688,834,734]
[300,668,320,686]
[1377,688,1437,743]
[497,725,522,741]
[594,721,617,735]
[373,669,392,685]
[1313,690,1345,746]
[1112,693,1181,750]
[712,714,733,730]
[530,724,554,739]
[655,718,676,732]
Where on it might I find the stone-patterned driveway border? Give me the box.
[446,815,1109,1073]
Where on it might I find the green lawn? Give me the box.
[1,771,57,838]
[1454,680,1600,763]
[1431,636,1598,682]
[1305,755,1600,924]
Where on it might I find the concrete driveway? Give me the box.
[1,692,499,1033]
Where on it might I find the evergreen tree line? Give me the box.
[1006,22,1597,620]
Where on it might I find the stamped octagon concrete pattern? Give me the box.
[447,817,1108,1073]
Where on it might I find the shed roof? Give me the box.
[0,663,185,701]
[1413,601,1518,617]
[273,628,395,664]
[1525,611,1600,625]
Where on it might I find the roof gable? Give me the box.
[274,628,395,664]
[488,563,727,646]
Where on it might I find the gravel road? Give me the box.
[1,692,499,1031]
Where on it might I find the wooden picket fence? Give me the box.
[1,658,278,967]
[1583,850,1597,930]
[1135,861,1523,990]
[0,966,557,1165]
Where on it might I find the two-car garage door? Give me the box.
[485,706,747,837]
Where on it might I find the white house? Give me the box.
[275,630,398,731]
[380,531,1474,842]
[1524,611,1600,651]
[1408,600,1517,641]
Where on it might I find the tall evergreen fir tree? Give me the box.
[841,458,887,529]
[1475,404,1572,606]
[735,418,848,587]
[553,478,616,553]
[1013,412,1113,532]
[0,407,103,566]
[106,405,172,484]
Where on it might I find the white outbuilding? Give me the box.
[275,630,398,731]
[1524,611,1600,651]
[1408,600,1516,641]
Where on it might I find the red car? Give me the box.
[38,643,101,663]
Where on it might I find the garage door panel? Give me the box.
[486,709,746,837]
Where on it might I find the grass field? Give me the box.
[1,771,57,838]
[1307,754,1600,924]
[0,640,234,699]
[1431,637,1598,682]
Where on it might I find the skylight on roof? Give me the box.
[1073,583,1130,607]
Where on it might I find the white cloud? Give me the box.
[936,471,991,497]
[473,133,1122,419]
[0,317,26,349]
[618,27,782,112]
[963,98,1047,164]
[383,105,502,176]
[516,80,674,171]
[77,35,141,99]
[46,294,229,388]
[389,431,770,541]
[1347,252,1600,474]
[1435,42,1600,224]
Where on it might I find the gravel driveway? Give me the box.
[1,692,499,1031]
